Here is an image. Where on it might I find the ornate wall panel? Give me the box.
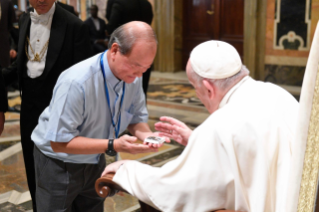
[263,0,319,89]
[273,0,311,51]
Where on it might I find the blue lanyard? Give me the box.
[100,52,126,138]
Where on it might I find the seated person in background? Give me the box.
[84,5,108,54]
[102,40,299,211]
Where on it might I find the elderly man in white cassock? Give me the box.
[102,40,299,211]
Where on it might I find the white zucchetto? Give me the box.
[190,40,242,79]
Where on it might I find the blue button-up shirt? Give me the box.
[31,52,148,164]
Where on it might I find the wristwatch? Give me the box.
[105,139,117,156]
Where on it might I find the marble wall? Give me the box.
[264,0,319,86]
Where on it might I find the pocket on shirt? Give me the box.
[120,111,134,133]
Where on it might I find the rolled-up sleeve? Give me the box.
[129,78,148,124]
[44,81,85,142]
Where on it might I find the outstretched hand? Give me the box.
[154,116,192,146]
[113,134,159,154]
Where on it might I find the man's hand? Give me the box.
[154,116,192,146]
[9,49,17,59]
[127,122,169,148]
[0,112,5,136]
[101,160,129,177]
[114,134,159,154]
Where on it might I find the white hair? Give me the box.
[190,65,250,91]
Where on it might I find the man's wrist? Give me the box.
[105,139,117,156]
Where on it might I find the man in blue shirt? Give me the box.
[31,21,162,212]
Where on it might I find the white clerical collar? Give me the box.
[31,2,56,24]
[218,76,250,109]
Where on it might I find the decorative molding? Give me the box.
[278,31,306,50]
[273,0,311,51]
[265,56,308,66]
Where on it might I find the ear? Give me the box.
[203,79,215,100]
[109,43,120,59]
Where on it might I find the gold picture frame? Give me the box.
[286,21,319,212]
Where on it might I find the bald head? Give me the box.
[108,21,157,55]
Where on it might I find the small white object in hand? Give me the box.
[144,136,165,144]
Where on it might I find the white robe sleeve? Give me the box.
[113,117,234,212]
[113,79,298,212]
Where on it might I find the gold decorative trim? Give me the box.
[297,63,319,212]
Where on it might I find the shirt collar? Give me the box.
[31,3,56,24]
[102,51,123,92]
[218,76,250,109]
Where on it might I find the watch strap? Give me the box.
[106,139,117,156]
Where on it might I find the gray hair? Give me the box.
[108,22,158,55]
[190,65,250,91]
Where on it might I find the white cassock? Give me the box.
[113,76,299,212]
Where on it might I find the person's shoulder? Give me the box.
[256,79,296,100]
[19,11,29,20]
[59,54,102,84]
[55,3,82,25]
[84,17,92,24]
[18,11,30,25]
[57,2,73,11]
[98,17,106,23]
